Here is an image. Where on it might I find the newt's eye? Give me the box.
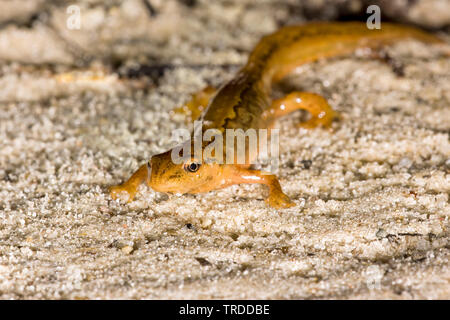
[184,162,201,173]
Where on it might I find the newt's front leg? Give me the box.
[110,162,150,202]
[227,166,294,209]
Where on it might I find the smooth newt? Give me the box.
[110,22,444,209]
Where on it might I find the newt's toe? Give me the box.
[267,193,295,209]
[109,185,134,203]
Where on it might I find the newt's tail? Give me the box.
[247,22,446,84]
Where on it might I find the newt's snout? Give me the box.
[146,160,152,185]
[146,150,185,193]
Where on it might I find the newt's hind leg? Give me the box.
[172,86,216,121]
[264,92,336,129]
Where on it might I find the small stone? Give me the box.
[121,245,133,254]
[376,228,388,239]
[398,157,412,169]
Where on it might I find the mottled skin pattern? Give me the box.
[110,22,443,209]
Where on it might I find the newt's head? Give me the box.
[148,149,228,194]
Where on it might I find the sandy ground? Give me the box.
[0,0,449,299]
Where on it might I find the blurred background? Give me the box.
[0,0,449,68]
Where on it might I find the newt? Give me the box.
[110,22,444,209]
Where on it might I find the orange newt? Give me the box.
[110,22,444,209]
